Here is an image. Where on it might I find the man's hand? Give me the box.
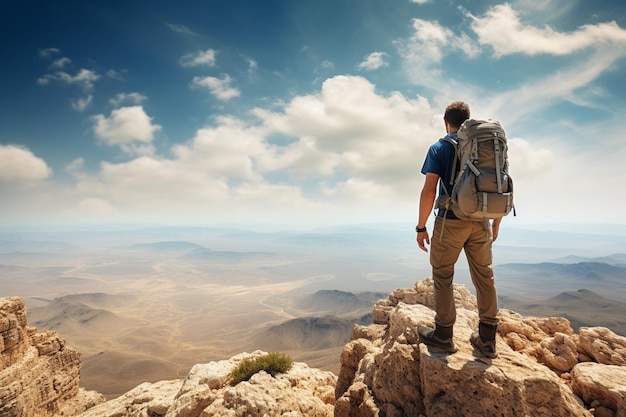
[416,173,438,253]
[416,231,430,252]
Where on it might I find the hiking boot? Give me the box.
[470,321,498,359]
[418,324,457,353]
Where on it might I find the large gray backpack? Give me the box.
[437,118,514,220]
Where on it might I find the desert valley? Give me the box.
[1,222,625,398]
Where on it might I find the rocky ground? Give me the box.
[2,278,625,417]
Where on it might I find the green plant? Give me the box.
[230,352,294,385]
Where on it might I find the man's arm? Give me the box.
[416,172,439,252]
[492,217,502,242]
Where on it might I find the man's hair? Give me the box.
[444,101,470,128]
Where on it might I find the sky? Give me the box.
[1,0,626,228]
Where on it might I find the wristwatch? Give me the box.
[415,226,427,233]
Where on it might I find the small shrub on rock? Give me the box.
[230,352,294,385]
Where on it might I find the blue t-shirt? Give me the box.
[421,133,458,219]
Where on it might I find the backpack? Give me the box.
[436,118,514,220]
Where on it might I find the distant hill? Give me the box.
[252,289,384,364]
[495,261,626,297]
[129,240,206,252]
[28,293,132,335]
[297,290,387,316]
[253,314,372,351]
[128,240,274,260]
[551,253,626,265]
[499,261,626,281]
[500,289,626,335]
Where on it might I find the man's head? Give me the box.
[444,101,470,131]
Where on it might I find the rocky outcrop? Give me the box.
[0,297,104,417]
[3,278,626,417]
[335,278,626,417]
[78,351,337,417]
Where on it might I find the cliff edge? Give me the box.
[335,278,626,417]
[0,297,104,416]
[2,278,626,417]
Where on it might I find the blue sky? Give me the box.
[1,0,626,228]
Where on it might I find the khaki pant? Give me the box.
[430,216,498,328]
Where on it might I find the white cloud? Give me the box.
[180,49,217,67]
[71,94,93,112]
[38,68,100,91]
[92,106,162,149]
[38,47,60,58]
[470,4,626,57]
[247,57,258,79]
[253,76,438,195]
[482,46,623,122]
[357,52,389,71]
[410,0,430,4]
[66,157,86,180]
[65,76,440,224]
[192,74,240,101]
[167,23,198,37]
[397,18,480,86]
[0,145,51,182]
[51,57,71,69]
[507,137,552,178]
[106,69,127,80]
[171,116,266,183]
[109,92,148,107]
[315,60,335,74]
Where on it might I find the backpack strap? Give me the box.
[438,137,459,186]
[493,138,503,194]
[435,137,460,241]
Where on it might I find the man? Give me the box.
[416,101,500,358]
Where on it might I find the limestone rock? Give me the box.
[335,279,600,417]
[78,380,182,417]
[578,327,626,366]
[79,351,337,417]
[0,297,105,417]
[571,362,626,417]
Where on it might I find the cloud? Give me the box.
[67,76,439,224]
[246,57,258,79]
[410,0,430,4]
[109,92,148,107]
[171,116,266,183]
[166,23,198,37]
[314,60,335,74]
[71,95,93,112]
[0,145,51,182]
[482,46,624,122]
[92,106,162,151]
[38,47,60,58]
[396,18,480,86]
[51,57,71,69]
[37,68,100,92]
[470,4,626,57]
[253,75,437,193]
[180,49,217,67]
[507,137,552,178]
[106,69,127,80]
[191,74,240,100]
[357,52,389,71]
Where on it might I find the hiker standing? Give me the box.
[415,101,509,358]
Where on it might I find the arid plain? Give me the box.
[2,223,625,398]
